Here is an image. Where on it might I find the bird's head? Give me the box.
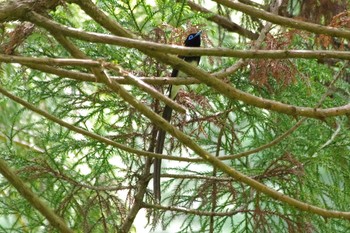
[184,31,201,47]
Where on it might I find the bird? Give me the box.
[154,31,202,202]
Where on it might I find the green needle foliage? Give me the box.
[0,0,349,232]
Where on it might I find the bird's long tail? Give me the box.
[154,104,173,202]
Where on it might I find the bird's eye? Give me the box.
[188,35,194,40]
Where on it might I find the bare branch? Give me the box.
[26,12,350,119]
[39,18,350,221]
[0,54,101,67]
[0,158,73,233]
[0,85,168,161]
[26,63,201,85]
[213,0,350,39]
[12,16,350,60]
[106,63,186,113]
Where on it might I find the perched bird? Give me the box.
[154,31,202,202]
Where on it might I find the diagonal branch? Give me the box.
[25,10,350,220]
[105,63,186,113]
[0,158,73,233]
[26,63,201,85]
[0,85,172,161]
[4,0,349,220]
[25,11,350,119]
[0,57,185,113]
[213,0,350,39]
[6,20,350,60]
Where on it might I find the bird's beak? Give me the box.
[195,31,202,37]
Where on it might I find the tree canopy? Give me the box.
[0,0,349,232]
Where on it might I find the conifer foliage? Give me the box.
[0,0,349,232]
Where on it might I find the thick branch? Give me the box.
[213,0,350,40]
[0,158,73,233]
[39,19,350,221]
[120,159,152,233]
[106,63,186,113]
[0,54,101,67]
[49,0,350,219]
[9,58,185,112]
[26,12,350,119]
[0,0,59,22]
[12,17,350,60]
[5,0,350,219]
[27,63,200,85]
[0,85,171,161]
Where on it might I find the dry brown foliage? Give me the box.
[249,33,297,91]
[317,11,350,50]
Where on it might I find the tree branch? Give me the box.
[0,54,101,67]
[0,85,172,161]
[8,18,350,60]
[213,0,350,39]
[26,11,350,119]
[47,1,350,219]
[184,0,259,40]
[26,63,201,85]
[106,63,186,113]
[7,0,350,220]
[0,158,73,233]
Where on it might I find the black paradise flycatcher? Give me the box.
[154,31,202,202]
